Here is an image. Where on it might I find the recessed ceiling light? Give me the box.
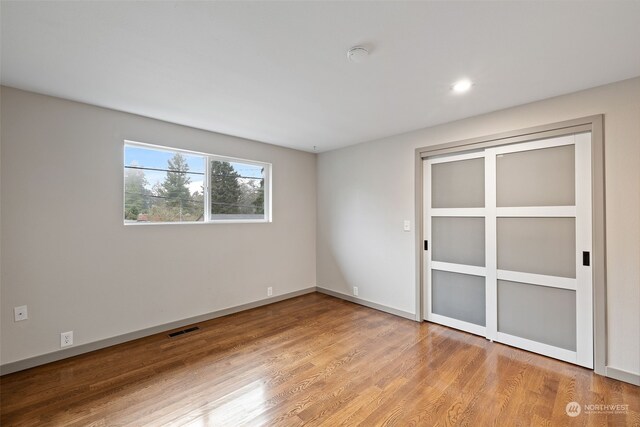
[347,46,369,63]
[452,79,473,93]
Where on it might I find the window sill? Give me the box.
[124,219,271,226]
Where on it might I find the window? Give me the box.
[124,142,270,224]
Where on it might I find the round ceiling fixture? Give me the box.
[347,46,369,63]
[452,78,473,93]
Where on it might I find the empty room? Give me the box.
[1,1,639,425]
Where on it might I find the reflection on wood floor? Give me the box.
[1,293,638,426]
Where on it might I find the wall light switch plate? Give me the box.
[14,305,28,322]
[403,220,411,231]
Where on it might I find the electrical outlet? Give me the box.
[267,287,273,297]
[14,305,28,322]
[353,286,359,296]
[61,331,73,348]
[403,220,411,231]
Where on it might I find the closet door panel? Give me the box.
[432,217,485,267]
[432,158,484,208]
[498,280,576,351]
[496,144,575,207]
[432,270,486,326]
[497,217,576,278]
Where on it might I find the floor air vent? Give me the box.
[168,326,200,338]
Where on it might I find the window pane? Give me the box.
[124,146,205,223]
[125,145,205,174]
[210,160,265,220]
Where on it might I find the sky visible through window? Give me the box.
[125,146,263,195]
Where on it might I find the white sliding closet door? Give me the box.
[424,132,593,368]
[424,151,488,336]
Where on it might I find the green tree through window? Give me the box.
[124,163,151,220]
[253,168,265,215]
[210,160,242,215]
[152,153,203,221]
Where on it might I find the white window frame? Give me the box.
[124,140,272,225]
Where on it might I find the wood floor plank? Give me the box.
[1,293,638,426]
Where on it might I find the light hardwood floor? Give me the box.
[1,293,638,426]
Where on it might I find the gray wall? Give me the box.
[317,77,640,378]
[0,87,316,365]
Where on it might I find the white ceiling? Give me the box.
[2,1,639,152]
